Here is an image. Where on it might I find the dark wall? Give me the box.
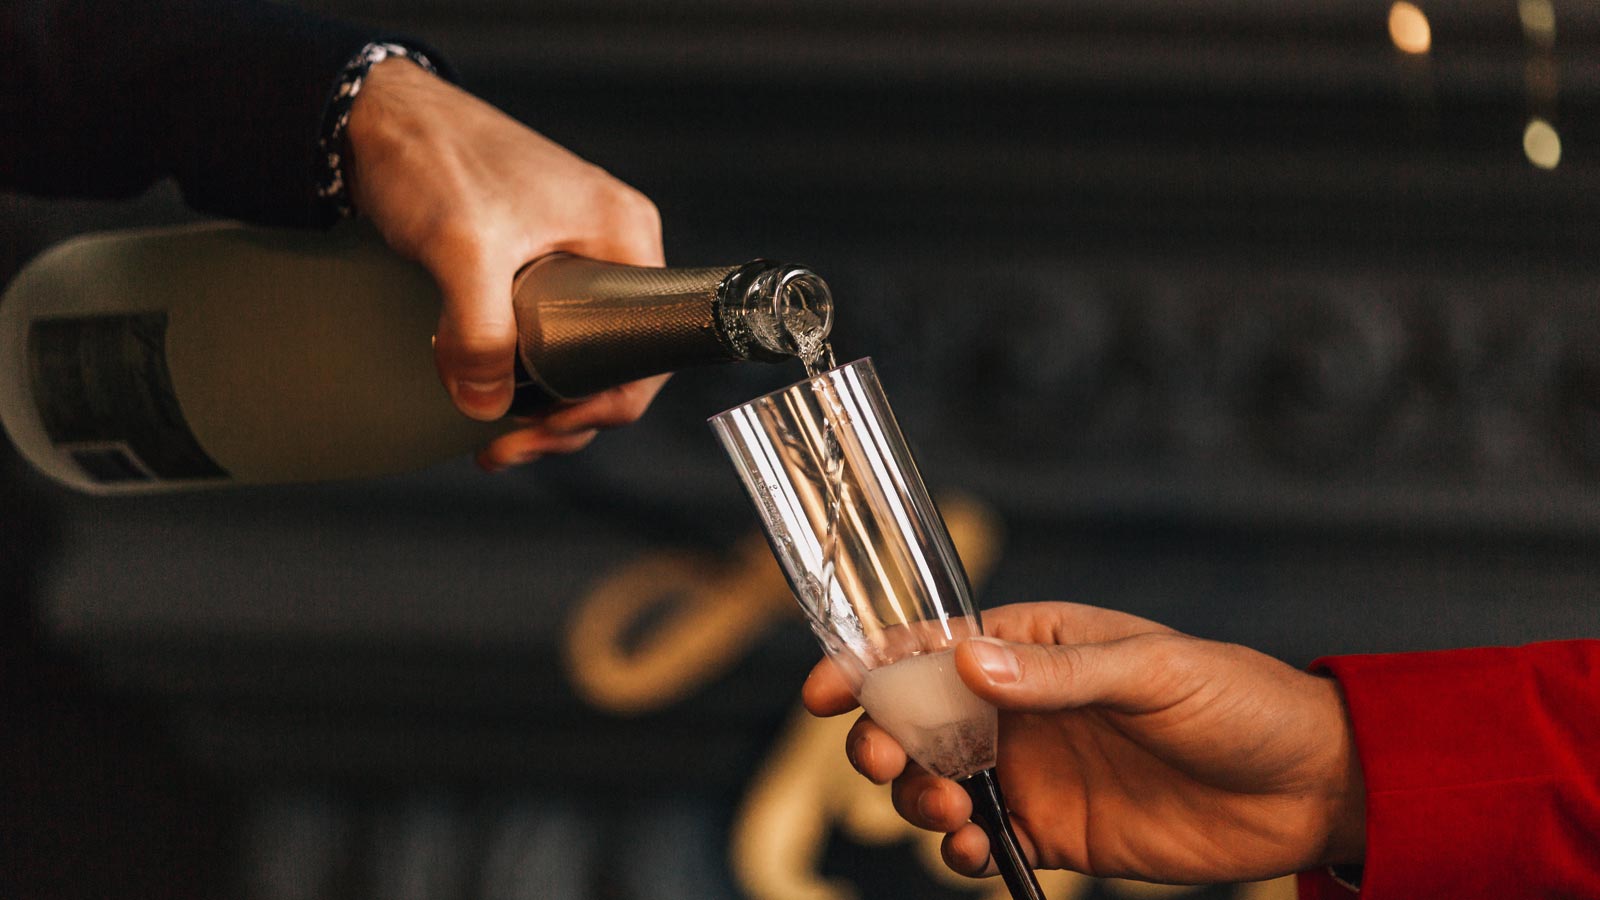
[5,2,1600,899]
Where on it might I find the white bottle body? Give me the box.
[0,221,502,494]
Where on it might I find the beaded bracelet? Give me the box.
[315,42,439,218]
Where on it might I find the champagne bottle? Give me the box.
[0,221,832,494]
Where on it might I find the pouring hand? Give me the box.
[346,58,668,470]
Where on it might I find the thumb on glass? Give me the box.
[956,633,1180,715]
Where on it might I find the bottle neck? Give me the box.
[507,255,834,413]
[715,260,834,366]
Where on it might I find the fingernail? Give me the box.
[968,638,1020,684]
[917,790,940,822]
[453,378,512,420]
[848,734,869,774]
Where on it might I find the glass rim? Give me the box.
[706,355,876,423]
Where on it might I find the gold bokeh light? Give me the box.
[1523,118,1562,170]
[1388,2,1432,55]
[1518,0,1556,47]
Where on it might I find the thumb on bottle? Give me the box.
[956,634,1176,715]
[430,260,518,422]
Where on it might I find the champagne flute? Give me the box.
[710,357,1045,900]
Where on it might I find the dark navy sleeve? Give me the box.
[1,0,449,227]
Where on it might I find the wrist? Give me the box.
[327,50,440,217]
[1316,676,1367,867]
[346,57,432,148]
[346,59,424,165]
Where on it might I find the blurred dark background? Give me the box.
[4,1,1600,898]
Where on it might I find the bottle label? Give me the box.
[28,313,227,484]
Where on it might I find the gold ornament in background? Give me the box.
[565,531,794,714]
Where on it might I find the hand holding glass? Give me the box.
[711,358,1045,900]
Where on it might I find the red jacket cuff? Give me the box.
[1309,641,1600,898]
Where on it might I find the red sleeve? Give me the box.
[1295,641,1600,898]
[1297,868,1356,899]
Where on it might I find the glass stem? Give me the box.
[960,767,1047,900]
